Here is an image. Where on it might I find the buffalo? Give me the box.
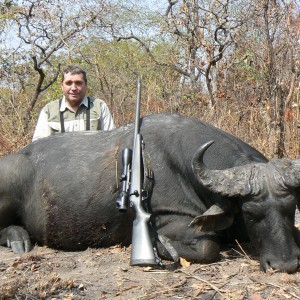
[0,113,299,273]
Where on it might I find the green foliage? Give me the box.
[0,0,14,15]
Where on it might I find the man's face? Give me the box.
[61,73,87,108]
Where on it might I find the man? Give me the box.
[32,65,115,141]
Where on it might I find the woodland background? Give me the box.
[0,0,299,159]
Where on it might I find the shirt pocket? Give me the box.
[48,121,61,133]
[48,121,70,133]
[90,118,100,130]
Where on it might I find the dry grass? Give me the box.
[1,95,298,160]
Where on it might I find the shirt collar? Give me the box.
[60,96,89,112]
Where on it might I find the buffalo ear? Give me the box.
[189,204,234,232]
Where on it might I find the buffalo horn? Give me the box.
[271,158,300,210]
[275,158,300,188]
[192,141,254,197]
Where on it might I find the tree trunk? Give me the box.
[276,85,286,158]
[205,65,215,108]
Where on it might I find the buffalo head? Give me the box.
[191,141,300,273]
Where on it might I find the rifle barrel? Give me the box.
[134,77,142,137]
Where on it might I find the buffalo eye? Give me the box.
[242,202,265,223]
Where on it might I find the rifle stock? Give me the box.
[129,133,157,266]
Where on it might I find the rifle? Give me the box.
[116,77,157,266]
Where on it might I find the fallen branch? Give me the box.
[235,240,253,261]
[178,270,224,296]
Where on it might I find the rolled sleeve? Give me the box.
[100,101,115,130]
[32,108,51,141]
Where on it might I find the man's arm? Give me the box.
[100,101,116,130]
[32,108,51,142]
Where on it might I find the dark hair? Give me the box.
[61,65,87,84]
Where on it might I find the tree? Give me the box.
[240,0,299,157]
[115,0,251,107]
[5,0,114,134]
[213,0,300,158]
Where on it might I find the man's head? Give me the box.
[61,65,88,110]
[61,65,87,84]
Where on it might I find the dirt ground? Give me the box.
[0,244,300,300]
[1,213,300,300]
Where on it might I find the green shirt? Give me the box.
[32,96,115,141]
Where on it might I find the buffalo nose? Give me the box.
[261,254,300,274]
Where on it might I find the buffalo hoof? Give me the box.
[0,225,32,253]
